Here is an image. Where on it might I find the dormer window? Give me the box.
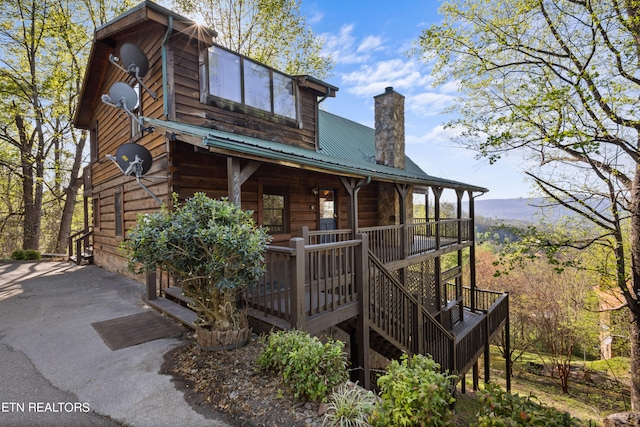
[205,45,297,122]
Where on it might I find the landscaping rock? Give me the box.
[603,412,640,427]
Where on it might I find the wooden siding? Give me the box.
[170,141,351,245]
[88,28,171,271]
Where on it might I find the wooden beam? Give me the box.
[226,157,260,207]
[340,177,370,235]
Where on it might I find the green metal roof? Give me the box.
[143,115,488,192]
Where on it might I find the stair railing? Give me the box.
[68,228,93,265]
[367,250,456,374]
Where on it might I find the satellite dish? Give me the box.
[101,83,153,133]
[109,42,157,99]
[119,43,149,78]
[109,82,138,111]
[114,143,153,177]
[105,143,162,205]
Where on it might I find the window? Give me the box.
[90,123,98,163]
[262,186,288,234]
[131,82,142,138]
[114,189,123,237]
[93,193,100,231]
[206,45,297,121]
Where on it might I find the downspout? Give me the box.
[316,86,331,151]
[162,16,173,118]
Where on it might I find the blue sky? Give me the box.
[301,0,532,201]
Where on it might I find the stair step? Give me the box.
[163,286,193,305]
[146,296,197,328]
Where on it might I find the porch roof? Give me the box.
[143,116,489,192]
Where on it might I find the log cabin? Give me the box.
[73,0,510,391]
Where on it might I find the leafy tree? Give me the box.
[416,0,640,409]
[0,0,133,254]
[170,0,333,79]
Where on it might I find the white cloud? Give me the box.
[308,11,324,25]
[322,24,378,64]
[357,35,384,53]
[406,91,456,117]
[341,58,432,97]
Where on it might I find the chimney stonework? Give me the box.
[374,87,409,226]
[375,87,405,169]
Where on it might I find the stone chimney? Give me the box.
[375,87,405,169]
[374,87,410,226]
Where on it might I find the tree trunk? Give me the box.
[630,314,640,410]
[16,112,39,251]
[55,133,87,253]
[627,159,640,410]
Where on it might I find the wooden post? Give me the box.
[484,316,491,383]
[469,190,477,313]
[146,272,157,300]
[227,158,260,207]
[433,187,442,249]
[505,293,511,392]
[473,361,479,391]
[340,177,369,237]
[355,233,370,389]
[289,238,306,330]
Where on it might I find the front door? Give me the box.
[319,188,337,232]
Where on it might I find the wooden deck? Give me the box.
[146,223,509,390]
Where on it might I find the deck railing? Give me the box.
[245,237,363,331]
[359,218,473,263]
[454,288,509,374]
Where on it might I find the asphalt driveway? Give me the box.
[0,261,231,427]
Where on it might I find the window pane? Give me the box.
[263,194,285,233]
[209,47,241,103]
[115,191,122,237]
[273,72,296,119]
[244,60,271,112]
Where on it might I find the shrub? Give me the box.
[11,249,41,260]
[257,330,348,402]
[473,382,582,426]
[121,193,270,330]
[323,382,377,427]
[24,250,41,260]
[370,353,455,427]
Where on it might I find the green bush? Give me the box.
[121,193,270,330]
[323,382,377,426]
[11,249,41,260]
[370,353,455,427]
[473,383,582,426]
[257,330,348,402]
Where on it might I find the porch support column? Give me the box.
[227,158,260,207]
[355,233,370,389]
[456,190,464,322]
[469,190,477,313]
[505,294,511,392]
[433,187,443,310]
[396,183,411,286]
[433,187,442,250]
[340,176,370,236]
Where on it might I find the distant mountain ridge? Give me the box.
[474,197,570,223]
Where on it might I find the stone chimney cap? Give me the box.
[375,86,404,99]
